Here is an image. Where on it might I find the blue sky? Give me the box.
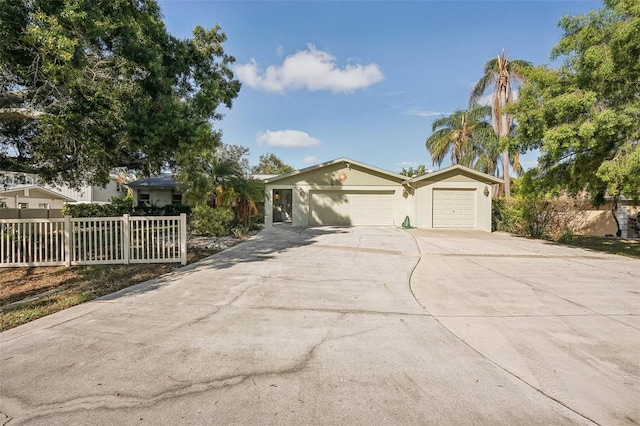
[158,0,599,173]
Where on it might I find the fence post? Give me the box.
[64,216,71,267]
[123,214,130,265]
[180,213,187,265]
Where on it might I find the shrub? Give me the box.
[190,206,235,237]
[492,198,522,233]
[493,194,587,240]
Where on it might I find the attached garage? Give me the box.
[264,158,502,232]
[310,190,394,226]
[432,189,476,228]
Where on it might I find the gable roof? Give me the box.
[0,185,76,201]
[408,164,503,185]
[128,174,178,189]
[264,157,407,184]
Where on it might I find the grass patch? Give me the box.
[559,236,640,259]
[1,248,217,331]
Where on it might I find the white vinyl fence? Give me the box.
[1,214,187,268]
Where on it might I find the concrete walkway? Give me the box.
[1,226,638,425]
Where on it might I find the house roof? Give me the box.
[264,157,407,184]
[0,185,76,201]
[265,158,503,186]
[408,164,503,185]
[128,174,178,189]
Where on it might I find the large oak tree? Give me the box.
[514,0,639,202]
[0,0,240,187]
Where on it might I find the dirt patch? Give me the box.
[0,233,250,307]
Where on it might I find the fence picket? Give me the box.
[0,214,186,267]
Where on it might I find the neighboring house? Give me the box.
[264,158,502,232]
[0,171,76,217]
[46,176,125,205]
[0,185,75,210]
[128,174,182,208]
[0,170,124,207]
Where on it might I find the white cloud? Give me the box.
[256,130,321,149]
[303,156,318,164]
[235,44,384,93]
[404,109,447,117]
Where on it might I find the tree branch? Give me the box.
[0,107,46,121]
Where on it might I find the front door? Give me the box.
[272,189,292,223]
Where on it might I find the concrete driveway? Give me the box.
[1,226,638,425]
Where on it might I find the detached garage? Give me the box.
[264,158,502,232]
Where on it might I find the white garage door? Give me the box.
[432,189,476,228]
[310,191,394,226]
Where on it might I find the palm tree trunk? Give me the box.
[502,150,510,197]
[499,84,511,198]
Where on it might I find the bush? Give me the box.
[492,195,587,240]
[190,206,235,237]
[492,198,522,233]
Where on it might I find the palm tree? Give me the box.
[425,105,492,168]
[471,124,522,196]
[470,50,531,197]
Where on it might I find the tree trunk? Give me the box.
[612,194,622,237]
[499,88,511,198]
[502,149,510,198]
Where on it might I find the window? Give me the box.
[138,193,150,207]
[18,202,28,209]
[38,203,50,209]
[0,200,6,208]
[172,193,182,204]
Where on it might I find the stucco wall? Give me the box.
[575,203,640,238]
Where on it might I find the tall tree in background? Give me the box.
[252,153,294,175]
[425,106,492,168]
[470,51,531,197]
[0,0,240,187]
[400,164,429,177]
[514,0,639,207]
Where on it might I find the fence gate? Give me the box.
[1,214,187,268]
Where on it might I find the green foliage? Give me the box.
[189,206,235,237]
[400,164,429,177]
[62,195,135,217]
[252,153,295,175]
[514,0,640,200]
[0,0,240,188]
[491,198,522,233]
[557,228,575,244]
[178,143,247,207]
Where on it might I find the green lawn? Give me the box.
[561,236,640,259]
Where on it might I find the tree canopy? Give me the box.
[252,153,294,175]
[514,0,639,201]
[0,0,240,187]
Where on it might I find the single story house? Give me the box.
[264,158,502,232]
[128,174,182,208]
[0,185,75,218]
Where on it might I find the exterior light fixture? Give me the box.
[483,185,490,197]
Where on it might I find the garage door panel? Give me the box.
[433,189,476,228]
[310,191,394,226]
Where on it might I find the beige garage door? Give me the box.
[310,191,394,226]
[432,189,476,228]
